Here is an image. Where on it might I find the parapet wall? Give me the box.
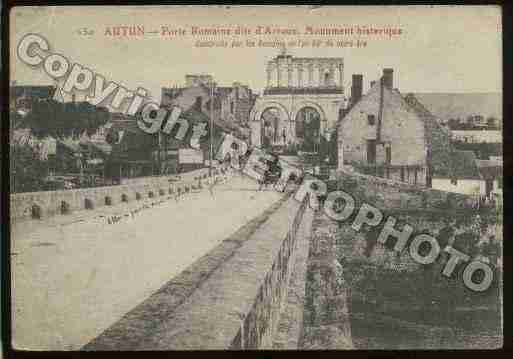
[10,168,227,221]
[231,194,308,349]
[334,169,476,211]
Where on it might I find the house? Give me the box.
[431,150,484,197]
[161,82,213,114]
[450,130,502,144]
[217,82,256,127]
[475,159,503,200]
[161,76,252,141]
[337,68,453,186]
[104,114,157,179]
[431,154,503,205]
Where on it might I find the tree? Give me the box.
[10,143,49,193]
[19,100,109,138]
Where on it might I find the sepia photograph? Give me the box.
[6,5,503,351]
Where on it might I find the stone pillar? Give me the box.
[318,63,324,87]
[287,64,293,87]
[308,63,314,87]
[330,65,336,86]
[338,63,344,90]
[276,63,282,87]
[338,138,344,170]
[266,66,272,88]
[250,119,262,147]
[297,63,303,88]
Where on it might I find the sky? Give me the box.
[10,5,502,104]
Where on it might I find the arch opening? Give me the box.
[85,198,94,210]
[261,107,286,149]
[60,201,71,215]
[31,204,42,219]
[295,106,321,153]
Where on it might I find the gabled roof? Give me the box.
[404,93,453,178]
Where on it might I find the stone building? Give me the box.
[216,82,256,127]
[337,69,453,187]
[185,74,215,88]
[161,77,213,113]
[250,51,347,151]
[162,76,255,128]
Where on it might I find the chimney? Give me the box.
[383,68,393,89]
[351,74,363,106]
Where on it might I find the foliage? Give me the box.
[452,141,502,160]
[19,100,110,138]
[10,143,49,193]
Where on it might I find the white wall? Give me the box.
[432,178,485,196]
[451,130,502,143]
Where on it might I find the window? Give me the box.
[367,114,376,126]
[230,101,234,114]
[451,178,458,185]
[498,177,502,189]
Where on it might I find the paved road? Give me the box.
[11,174,284,350]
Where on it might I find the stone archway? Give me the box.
[295,106,322,152]
[291,101,327,131]
[261,107,283,148]
[250,101,290,148]
[250,101,290,124]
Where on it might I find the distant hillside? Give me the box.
[414,93,502,121]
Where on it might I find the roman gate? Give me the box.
[250,52,348,152]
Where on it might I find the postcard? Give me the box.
[8,5,503,351]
